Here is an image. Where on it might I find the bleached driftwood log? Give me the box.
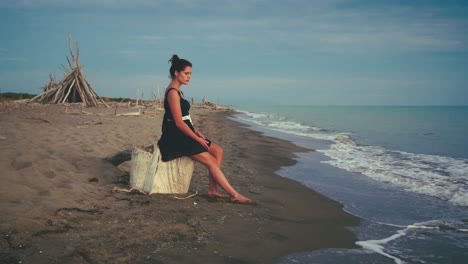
[30,34,109,108]
[130,145,194,194]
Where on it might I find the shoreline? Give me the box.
[0,102,359,263]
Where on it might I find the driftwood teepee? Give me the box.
[30,35,108,107]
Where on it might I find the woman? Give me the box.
[158,54,254,204]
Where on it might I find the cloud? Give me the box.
[4,1,465,53]
[144,4,467,53]
[0,69,50,93]
[265,5,468,52]
[141,35,165,42]
[0,0,163,8]
[0,0,277,11]
[89,73,168,99]
[0,48,28,63]
[0,57,27,62]
[118,50,144,57]
[187,76,307,104]
[0,0,235,9]
[1,1,466,107]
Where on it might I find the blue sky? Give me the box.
[0,0,467,106]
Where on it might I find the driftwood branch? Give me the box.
[29,34,109,108]
[130,145,195,194]
[26,117,50,123]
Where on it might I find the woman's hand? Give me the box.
[197,137,210,150]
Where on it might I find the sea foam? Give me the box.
[235,110,468,207]
[356,219,468,264]
[319,139,468,207]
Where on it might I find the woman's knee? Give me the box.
[192,152,218,167]
[210,143,223,156]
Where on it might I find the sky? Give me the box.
[0,0,467,106]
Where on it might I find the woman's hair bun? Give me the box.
[169,54,180,65]
[168,54,192,79]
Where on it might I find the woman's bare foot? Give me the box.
[208,190,228,199]
[230,194,255,205]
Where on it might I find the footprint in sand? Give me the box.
[98,138,108,144]
[81,147,94,153]
[11,160,33,170]
[38,190,51,196]
[46,171,56,179]
[57,180,73,189]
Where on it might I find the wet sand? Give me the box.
[0,101,359,263]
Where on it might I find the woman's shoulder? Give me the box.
[165,87,178,92]
[166,88,185,98]
[165,87,180,95]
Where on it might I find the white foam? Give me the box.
[318,140,468,207]
[356,229,406,264]
[356,219,466,264]
[234,110,468,207]
[234,110,340,141]
[449,192,468,206]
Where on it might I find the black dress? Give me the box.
[158,88,211,161]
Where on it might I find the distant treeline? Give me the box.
[0,92,36,100]
[103,97,134,103]
[0,92,133,102]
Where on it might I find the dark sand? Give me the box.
[0,102,359,263]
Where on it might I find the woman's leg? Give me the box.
[207,143,226,198]
[191,151,253,203]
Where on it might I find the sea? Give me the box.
[230,106,468,264]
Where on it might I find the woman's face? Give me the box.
[175,66,192,85]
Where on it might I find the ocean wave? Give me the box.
[234,110,468,207]
[319,142,468,207]
[234,110,336,140]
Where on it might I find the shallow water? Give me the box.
[231,105,468,264]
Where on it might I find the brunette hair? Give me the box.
[168,54,192,79]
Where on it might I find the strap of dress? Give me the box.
[165,88,183,98]
[163,88,183,123]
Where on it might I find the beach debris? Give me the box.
[77,120,103,125]
[30,34,109,108]
[25,117,50,123]
[112,186,147,195]
[197,96,233,110]
[202,97,216,107]
[55,207,102,215]
[81,110,97,115]
[130,145,194,194]
[115,109,142,116]
[174,191,198,200]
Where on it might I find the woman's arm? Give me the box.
[194,128,206,139]
[167,90,209,149]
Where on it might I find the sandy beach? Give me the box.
[0,101,359,264]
